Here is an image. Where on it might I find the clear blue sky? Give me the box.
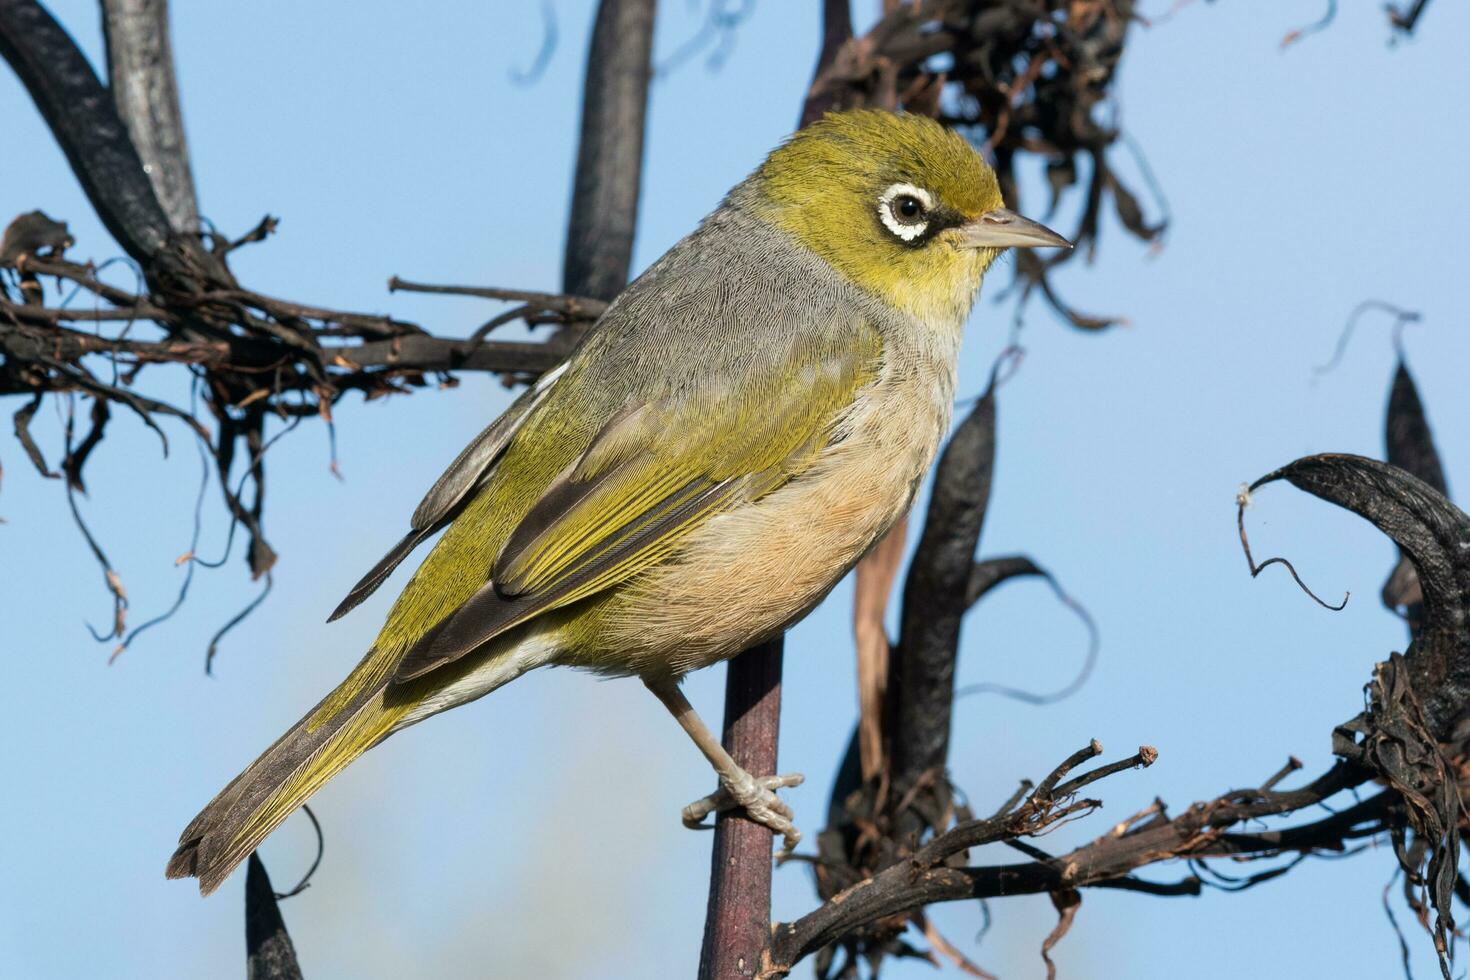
[3,2,1467,977]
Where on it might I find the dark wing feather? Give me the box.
[327,526,437,622]
[383,314,883,684]
[392,476,745,681]
[326,365,563,622]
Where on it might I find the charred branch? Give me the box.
[1383,359,1447,623]
[1251,455,1470,741]
[698,639,786,980]
[890,373,997,836]
[244,854,304,980]
[101,0,200,233]
[562,0,656,303]
[789,450,1470,977]
[0,1,615,652]
[0,0,175,264]
[765,750,1379,978]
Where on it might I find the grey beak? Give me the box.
[959,209,1072,250]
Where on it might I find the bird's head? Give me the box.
[745,109,1069,326]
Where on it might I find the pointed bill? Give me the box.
[960,208,1072,249]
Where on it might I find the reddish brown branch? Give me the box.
[699,5,856,975]
[699,639,786,979]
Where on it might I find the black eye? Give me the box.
[893,194,926,222]
[879,185,933,241]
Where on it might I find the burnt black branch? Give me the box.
[1383,357,1447,622]
[0,0,175,264]
[0,2,618,657]
[244,854,304,980]
[890,376,997,832]
[1251,455,1470,741]
[765,751,1382,978]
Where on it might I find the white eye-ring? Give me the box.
[878,183,933,241]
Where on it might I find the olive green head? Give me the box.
[745,110,1068,325]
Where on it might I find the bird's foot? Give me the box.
[682,768,805,852]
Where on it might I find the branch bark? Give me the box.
[699,5,854,976]
[101,0,200,234]
[562,0,656,303]
[799,0,854,127]
[0,0,174,264]
[699,639,785,980]
[1382,359,1447,621]
[1249,454,1470,740]
[244,854,303,980]
[763,755,1372,977]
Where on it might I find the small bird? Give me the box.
[167,110,1068,895]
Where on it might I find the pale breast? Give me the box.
[564,332,959,679]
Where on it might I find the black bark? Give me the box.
[562,0,656,302]
[1251,454,1470,740]
[245,854,304,980]
[0,0,174,263]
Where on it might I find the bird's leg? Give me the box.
[643,676,804,852]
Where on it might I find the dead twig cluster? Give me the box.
[0,0,611,659]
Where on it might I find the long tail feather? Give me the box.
[167,685,403,896]
[167,631,548,895]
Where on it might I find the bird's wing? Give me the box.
[390,320,883,683]
[326,364,568,622]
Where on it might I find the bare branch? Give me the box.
[763,758,1372,977]
[698,639,786,979]
[1250,455,1470,740]
[562,0,656,303]
[101,0,200,233]
[0,0,174,263]
[1382,357,1447,625]
[890,368,997,836]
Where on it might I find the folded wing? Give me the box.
[326,363,567,622]
[390,322,883,683]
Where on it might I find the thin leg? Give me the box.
[645,676,804,851]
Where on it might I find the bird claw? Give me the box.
[682,769,805,852]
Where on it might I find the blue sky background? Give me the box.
[3,2,1467,977]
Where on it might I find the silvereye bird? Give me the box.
[167,109,1069,895]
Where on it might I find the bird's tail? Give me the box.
[168,624,553,895]
[166,677,405,896]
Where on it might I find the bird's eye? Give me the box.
[878,183,933,242]
[893,195,925,222]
